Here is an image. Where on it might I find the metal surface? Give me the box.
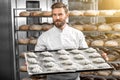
[0,0,15,80]
[24,48,113,76]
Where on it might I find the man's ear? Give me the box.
[67,13,69,17]
[65,13,69,18]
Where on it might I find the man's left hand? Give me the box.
[101,52,109,61]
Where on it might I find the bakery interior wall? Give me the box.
[98,0,120,23]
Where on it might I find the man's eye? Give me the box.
[53,14,56,16]
[59,14,62,16]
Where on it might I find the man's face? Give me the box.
[52,8,68,28]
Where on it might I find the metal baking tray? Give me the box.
[24,47,113,76]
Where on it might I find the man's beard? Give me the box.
[53,19,65,28]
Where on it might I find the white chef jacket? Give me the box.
[35,24,88,80]
[35,24,88,51]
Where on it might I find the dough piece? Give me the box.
[109,33,120,38]
[57,49,69,55]
[40,51,53,57]
[88,52,101,58]
[43,62,56,68]
[70,49,83,54]
[27,52,37,58]
[28,64,42,70]
[112,71,120,77]
[98,24,112,31]
[30,11,42,16]
[112,24,120,31]
[92,58,105,63]
[29,24,42,30]
[91,40,104,46]
[96,63,110,68]
[99,10,116,16]
[60,60,73,65]
[42,11,52,17]
[77,59,91,65]
[19,25,29,30]
[42,24,53,31]
[97,71,111,76]
[104,40,119,47]
[114,10,120,16]
[18,38,30,44]
[20,66,27,72]
[31,67,42,73]
[42,57,55,62]
[19,52,25,58]
[46,67,63,72]
[29,38,37,44]
[19,11,30,16]
[83,64,96,69]
[84,48,96,53]
[69,10,84,16]
[72,25,84,31]
[83,24,97,31]
[63,65,77,70]
[27,58,38,64]
[84,10,99,16]
[108,54,117,61]
[74,54,85,60]
[59,55,70,60]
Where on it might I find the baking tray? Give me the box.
[25,47,114,76]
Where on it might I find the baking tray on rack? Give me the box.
[24,47,114,76]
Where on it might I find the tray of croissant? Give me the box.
[24,47,113,76]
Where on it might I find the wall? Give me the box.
[98,0,120,23]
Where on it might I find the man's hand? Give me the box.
[101,52,109,61]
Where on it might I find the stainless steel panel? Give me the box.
[0,0,14,80]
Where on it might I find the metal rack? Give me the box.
[13,8,43,80]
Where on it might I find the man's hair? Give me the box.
[51,2,68,14]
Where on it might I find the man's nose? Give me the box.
[56,15,60,19]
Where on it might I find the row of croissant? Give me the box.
[19,10,120,17]
[18,23,120,46]
[18,22,120,32]
[18,33,120,46]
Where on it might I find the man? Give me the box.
[35,2,87,80]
